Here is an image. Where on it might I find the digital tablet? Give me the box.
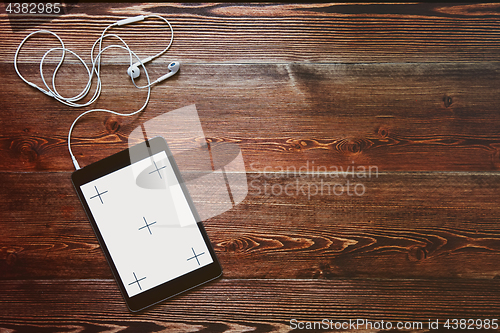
[71,136,222,312]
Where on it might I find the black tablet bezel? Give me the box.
[71,136,222,312]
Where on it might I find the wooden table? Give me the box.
[2,3,500,331]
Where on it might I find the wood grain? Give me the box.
[1,2,500,328]
[2,62,500,172]
[2,171,500,280]
[3,3,500,63]
[1,279,500,331]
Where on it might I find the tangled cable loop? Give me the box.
[14,15,175,169]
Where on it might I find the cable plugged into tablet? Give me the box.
[72,155,81,170]
[14,15,180,170]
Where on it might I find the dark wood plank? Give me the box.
[2,3,500,329]
[3,3,500,63]
[1,279,499,331]
[2,171,500,280]
[2,62,500,172]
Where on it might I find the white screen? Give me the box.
[80,151,214,297]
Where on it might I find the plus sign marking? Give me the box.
[89,186,108,204]
[128,272,146,291]
[187,247,205,266]
[148,160,167,179]
[138,217,157,235]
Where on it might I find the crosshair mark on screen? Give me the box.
[148,160,167,179]
[187,247,205,266]
[139,217,157,235]
[128,272,146,290]
[89,186,108,204]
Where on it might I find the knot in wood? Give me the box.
[336,138,369,155]
[10,137,39,162]
[443,95,453,108]
[377,127,389,139]
[408,246,427,261]
[288,139,308,151]
[219,239,245,253]
[105,117,121,134]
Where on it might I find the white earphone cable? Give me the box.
[67,43,152,170]
[14,15,175,170]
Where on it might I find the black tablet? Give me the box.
[71,136,222,312]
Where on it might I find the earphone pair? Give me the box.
[14,15,179,170]
[15,14,179,104]
[128,60,180,82]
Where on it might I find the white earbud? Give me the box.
[127,65,141,79]
[154,61,180,83]
[127,55,154,79]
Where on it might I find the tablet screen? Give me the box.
[78,147,216,299]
